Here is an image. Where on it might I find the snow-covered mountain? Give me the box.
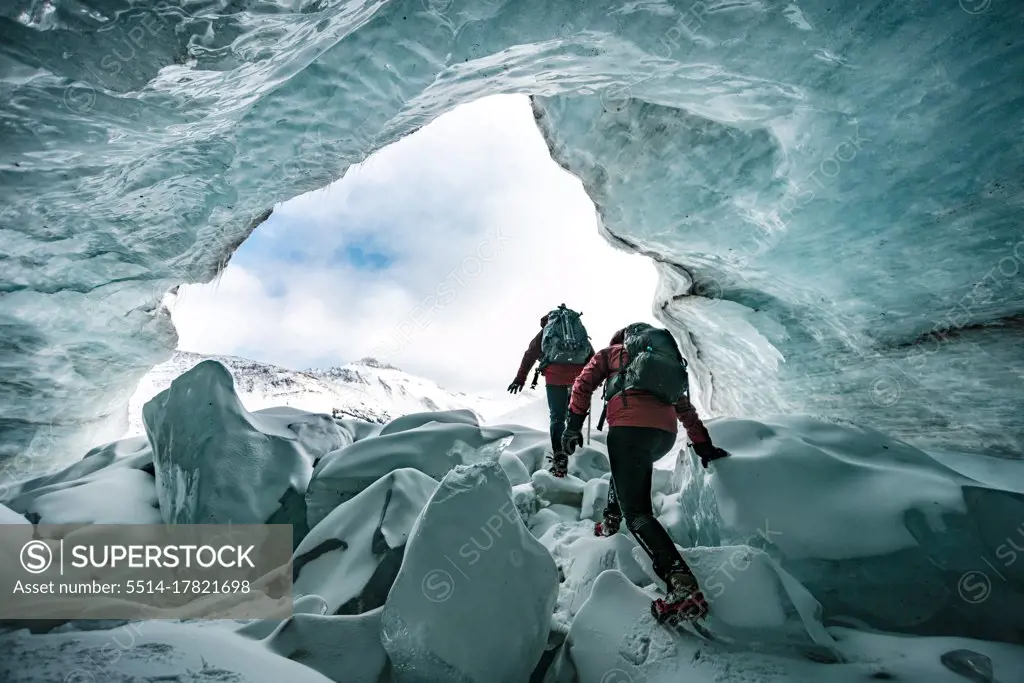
[125,351,531,437]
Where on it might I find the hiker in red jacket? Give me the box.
[508,310,593,476]
[560,323,729,622]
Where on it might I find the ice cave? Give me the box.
[1,0,1023,681]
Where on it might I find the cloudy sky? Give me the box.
[168,94,658,395]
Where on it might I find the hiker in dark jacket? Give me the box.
[561,324,729,621]
[508,312,592,476]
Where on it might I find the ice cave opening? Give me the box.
[2,0,1024,679]
[163,93,661,403]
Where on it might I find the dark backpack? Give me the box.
[603,322,689,405]
[539,304,593,369]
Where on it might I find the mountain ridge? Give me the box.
[125,350,531,436]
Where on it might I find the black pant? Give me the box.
[546,384,571,454]
[604,426,687,583]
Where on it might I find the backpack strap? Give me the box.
[619,344,628,408]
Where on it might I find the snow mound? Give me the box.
[643,544,838,658]
[532,469,587,508]
[293,468,437,616]
[548,570,1024,683]
[693,415,1024,641]
[335,417,385,444]
[4,444,159,525]
[142,360,315,525]
[261,608,387,683]
[19,468,160,525]
[709,415,966,559]
[0,503,33,585]
[378,409,481,436]
[0,621,334,683]
[499,452,531,486]
[306,421,515,529]
[1,435,152,504]
[550,532,651,632]
[381,461,558,683]
[252,406,353,462]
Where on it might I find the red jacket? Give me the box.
[568,343,711,443]
[515,315,591,387]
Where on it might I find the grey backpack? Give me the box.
[603,322,689,405]
[539,304,593,368]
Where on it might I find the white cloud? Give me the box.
[169,94,659,394]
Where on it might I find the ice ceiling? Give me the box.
[1,0,1022,469]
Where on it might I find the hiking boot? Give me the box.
[651,570,709,624]
[548,451,568,478]
[594,512,621,537]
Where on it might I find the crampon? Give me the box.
[651,586,709,625]
[547,452,568,478]
[594,513,621,537]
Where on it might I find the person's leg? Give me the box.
[606,426,691,583]
[546,384,570,454]
[604,477,621,518]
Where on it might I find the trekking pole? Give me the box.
[587,411,592,445]
[531,368,541,389]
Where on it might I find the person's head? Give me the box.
[610,327,626,345]
[540,314,549,327]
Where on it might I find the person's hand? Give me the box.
[693,442,730,469]
[507,380,525,394]
[561,429,584,455]
[561,412,587,454]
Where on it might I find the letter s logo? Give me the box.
[21,541,53,574]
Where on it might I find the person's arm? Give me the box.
[675,394,711,445]
[568,349,610,417]
[514,331,543,385]
[676,394,731,467]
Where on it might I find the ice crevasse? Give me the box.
[0,0,1022,466]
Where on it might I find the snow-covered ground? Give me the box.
[126,351,532,437]
[2,358,1022,682]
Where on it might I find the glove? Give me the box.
[692,442,730,469]
[507,379,525,394]
[561,412,587,454]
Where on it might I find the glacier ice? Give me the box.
[381,461,559,683]
[143,359,318,525]
[548,570,1024,683]
[687,414,1024,643]
[3,435,159,524]
[0,620,336,683]
[3,402,1024,680]
[293,467,437,616]
[305,419,515,528]
[378,408,482,436]
[1,0,1021,469]
[262,608,388,683]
